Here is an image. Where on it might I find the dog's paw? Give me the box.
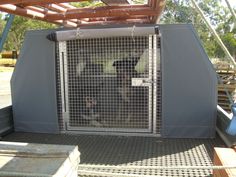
[90,120,103,127]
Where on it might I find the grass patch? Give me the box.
[0,59,17,67]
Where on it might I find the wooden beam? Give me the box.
[77,18,151,26]
[0,0,166,27]
[0,4,45,18]
[43,3,67,12]
[0,0,86,6]
[153,0,166,10]
[58,19,78,27]
[68,4,149,12]
[46,6,156,20]
[57,3,76,9]
[148,0,154,7]
[101,0,132,6]
[81,15,149,22]
[28,5,79,24]
[151,0,157,9]
[0,4,77,27]
[40,4,79,23]
[213,147,236,177]
[150,0,166,23]
[26,6,56,14]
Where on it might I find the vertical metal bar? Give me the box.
[59,41,69,129]
[191,0,236,66]
[153,34,157,134]
[0,14,14,52]
[148,35,153,132]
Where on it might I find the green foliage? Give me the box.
[215,32,236,58]
[0,1,105,52]
[2,16,55,51]
[70,1,104,8]
[132,0,146,4]
[161,1,194,23]
[0,14,6,35]
[161,0,236,59]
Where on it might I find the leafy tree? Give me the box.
[70,1,104,8]
[214,32,236,58]
[1,0,103,51]
[0,14,6,34]
[2,15,55,51]
[161,0,194,24]
[161,0,236,60]
[161,0,218,57]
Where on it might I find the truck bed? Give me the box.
[3,132,225,177]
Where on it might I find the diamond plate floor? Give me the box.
[3,133,225,177]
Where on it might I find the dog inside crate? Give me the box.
[68,37,149,129]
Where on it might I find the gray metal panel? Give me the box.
[160,24,217,138]
[11,29,59,133]
[0,106,13,136]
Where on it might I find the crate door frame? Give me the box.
[58,34,160,135]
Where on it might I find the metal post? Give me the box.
[224,0,236,22]
[191,0,236,66]
[0,14,14,52]
[148,35,153,133]
[59,41,69,129]
[153,34,157,134]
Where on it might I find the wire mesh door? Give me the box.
[59,35,159,134]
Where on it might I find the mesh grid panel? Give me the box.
[56,35,161,134]
[67,36,149,130]
[3,133,225,177]
[156,38,162,134]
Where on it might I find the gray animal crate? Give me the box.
[11,24,217,138]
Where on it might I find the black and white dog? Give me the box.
[77,62,103,127]
[113,57,139,123]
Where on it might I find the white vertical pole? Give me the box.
[225,0,236,22]
[59,41,69,129]
[148,35,153,132]
[153,34,157,134]
[191,0,236,66]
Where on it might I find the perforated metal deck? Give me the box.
[3,133,225,177]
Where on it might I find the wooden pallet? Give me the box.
[213,147,236,177]
[216,68,236,113]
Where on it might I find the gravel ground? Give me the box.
[0,71,13,108]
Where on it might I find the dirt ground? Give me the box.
[0,67,13,108]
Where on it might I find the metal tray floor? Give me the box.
[3,133,225,177]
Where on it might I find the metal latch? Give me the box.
[132,78,156,86]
